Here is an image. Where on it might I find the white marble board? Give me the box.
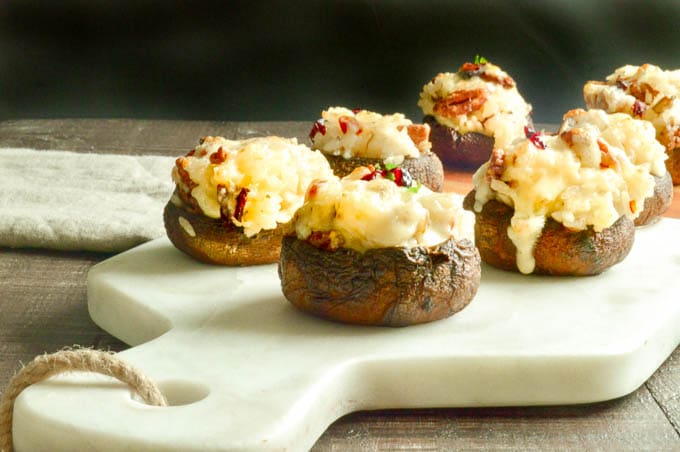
[12,219,680,451]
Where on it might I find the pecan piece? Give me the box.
[209,146,227,164]
[597,139,617,169]
[397,123,431,148]
[480,72,515,88]
[628,82,659,103]
[433,89,487,118]
[486,148,506,180]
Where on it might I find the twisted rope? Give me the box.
[0,348,166,452]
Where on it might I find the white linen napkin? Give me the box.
[0,148,175,252]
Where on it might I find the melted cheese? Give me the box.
[310,107,430,164]
[418,62,532,149]
[294,167,474,253]
[473,109,664,274]
[172,136,335,237]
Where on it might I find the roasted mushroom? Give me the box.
[463,192,634,276]
[278,166,480,326]
[635,172,673,226]
[279,236,480,326]
[164,196,287,265]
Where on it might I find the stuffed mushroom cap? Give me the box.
[469,109,664,275]
[165,135,335,265]
[309,107,444,191]
[418,58,532,169]
[584,63,680,184]
[279,166,481,326]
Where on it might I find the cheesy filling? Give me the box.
[172,136,335,237]
[294,167,474,253]
[472,109,665,274]
[584,63,680,151]
[310,107,431,165]
[418,61,532,149]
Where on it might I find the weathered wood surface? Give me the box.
[1,119,679,450]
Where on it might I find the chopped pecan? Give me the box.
[174,157,196,189]
[209,146,228,164]
[433,89,487,118]
[663,125,680,151]
[628,82,658,103]
[486,148,506,180]
[481,72,515,88]
[560,129,576,148]
[597,139,617,169]
[652,96,673,114]
[398,123,431,147]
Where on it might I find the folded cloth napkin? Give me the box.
[0,148,176,252]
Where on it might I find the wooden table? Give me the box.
[1,119,679,450]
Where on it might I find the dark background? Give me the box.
[1,0,679,125]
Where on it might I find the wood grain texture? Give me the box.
[1,119,679,450]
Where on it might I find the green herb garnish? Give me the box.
[474,54,488,65]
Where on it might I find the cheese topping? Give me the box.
[310,107,431,165]
[584,63,680,152]
[294,167,474,253]
[172,136,335,237]
[472,109,665,274]
[418,61,532,149]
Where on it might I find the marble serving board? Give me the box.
[12,219,680,451]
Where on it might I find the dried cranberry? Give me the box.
[309,119,326,140]
[381,166,413,187]
[524,126,546,150]
[632,100,647,118]
[338,116,362,135]
[390,167,413,187]
[360,167,378,181]
[233,188,249,222]
[459,62,482,79]
[616,79,630,91]
[351,108,363,114]
[360,164,415,188]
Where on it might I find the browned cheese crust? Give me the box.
[278,236,481,327]
[163,198,286,265]
[635,172,674,226]
[323,152,445,192]
[463,191,635,276]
